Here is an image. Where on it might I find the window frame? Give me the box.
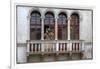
[70,13,80,40]
[30,11,41,40]
[58,13,68,40]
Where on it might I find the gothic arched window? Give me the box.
[44,12,55,40]
[30,11,41,40]
[58,12,68,40]
[70,13,79,40]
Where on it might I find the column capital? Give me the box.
[55,16,58,19]
[41,13,45,19]
[55,13,59,19]
[67,17,71,21]
[41,16,45,19]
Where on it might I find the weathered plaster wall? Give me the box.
[17,7,31,43]
[17,44,27,63]
[80,11,92,42]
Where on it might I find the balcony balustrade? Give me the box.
[27,40,85,56]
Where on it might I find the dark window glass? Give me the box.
[70,13,79,40]
[44,12,55,40]
[58,13,67,40]
[30,11,41,40]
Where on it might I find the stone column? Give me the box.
[55,17,58,40]
[67,12,71,40]
[41,17,44,40]
[67,11,72,56]
[41,16,45,52]
[55,15,58,52]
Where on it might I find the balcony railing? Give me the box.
[26,40,85,56]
